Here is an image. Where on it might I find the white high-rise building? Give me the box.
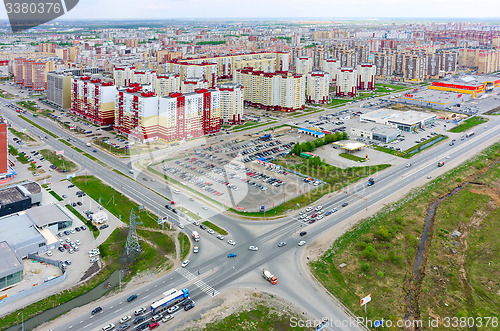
[152,72,180,97]
[322,58,339,84]
[181,77,208,93]
[356,63,376,90]
[335,68,357,97]
[295,57,312,75]
[307,71,330,104]
[219,83,244,125]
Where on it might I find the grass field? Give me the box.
[71,175,158,228]
[39,149,78,172]
[8,127,35,142]
[202,220,228,235]
[449,116,489,133]
[178,232,191,260]
[339,153,366,162]
[18,115,58,138]
[0,88,15,98]
[311,142,500,328]
[372,135,447,158]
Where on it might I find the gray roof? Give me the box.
[354,122,401,135]
[0,213,44,252]
[0,241,23,279]
[0,181,41,206]
[25,204,74,227]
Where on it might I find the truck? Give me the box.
[367,178,375,186]
[262,269,278,285]
[192,231,200,242]
[438,161,445,167]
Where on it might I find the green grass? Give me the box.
[71,175,159,228]
[448,116,489,133]
[8,127,35,142]
[48,190,63,201]
[327,99,350,107]
[230,120,278,132]
[16,154,29,164]
[136,229,176,258]
[0,88,15,98]
[18,115,58,138]
[339,153,366,162]
[8,144,18,156]
[39,149,78,172]
[372,135,447,158]
[202,220,228,235]
[178,232,191,260]
[203,304,311,331]
[310,142,500,327]
[94,139,130,155]
[17,100,38,111]
[65,204,99,237]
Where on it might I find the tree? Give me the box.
[361,243,377,260]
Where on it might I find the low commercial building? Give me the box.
[0,182,42,217]
[298,128,325,138]
[0,241,23,290]
[360,108,436,132]
[351,122,401,143]
[429,75,500,98]
[332,141,366,152]
[395,89,472,110]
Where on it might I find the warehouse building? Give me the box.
[298,128,325,138]
[429,75,500,98]
[395,89,472,110]
[351,122,401,143]
[360,108,436,132]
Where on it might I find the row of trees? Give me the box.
[291,131,348,156]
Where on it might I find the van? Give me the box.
[173,189,180,194]
[129,169,134,174]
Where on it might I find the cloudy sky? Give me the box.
[1,0,500,20]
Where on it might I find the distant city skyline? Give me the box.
[1,0,500,21]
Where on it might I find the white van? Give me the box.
[173,189,180,194]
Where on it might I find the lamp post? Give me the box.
[18,311,24,331]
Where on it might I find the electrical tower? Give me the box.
[126,209,142,256]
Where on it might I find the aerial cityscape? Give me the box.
[0,1,499,331]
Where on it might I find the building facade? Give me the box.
[356,63,376,90]
[219,83,244,125]
[306,71,330,104]
[46,72,72,109]
[71,77,117,125]
[335,68,357,97]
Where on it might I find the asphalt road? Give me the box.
[2,103,498,331]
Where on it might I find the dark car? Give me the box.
[68,184,75,188]
[91,306,102,315]
[181,298,193,306]
[135,322,148,330]
[341,202,349,207]
[172,209,178,214]
[75,227,81,232]
[299,231,307,236]
[133,316,145,325]
[184,303,195,311]
[200,224,207,230]
[80,226,87,231]
[64,230,70,235]
[99,224,109,230]
[58,246,65,252]
[127,294,138,302]
[118,324,130,331]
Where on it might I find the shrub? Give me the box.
[377,225,392,241]
[360,262,370,272]
[377,271,384,278]
[355,241,367,251]
[361,243,377,260]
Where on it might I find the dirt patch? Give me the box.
[79,262,100,282]
[178,289,310,331]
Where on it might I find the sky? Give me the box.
[1,0,500,21]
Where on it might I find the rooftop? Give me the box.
[361,108,436,125]
[0,241,22,278]
[25,204,74,228]
[0,212,44,250]
[333,140,366,151]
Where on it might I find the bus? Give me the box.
[150,288,189,315]
[465,131,474,138]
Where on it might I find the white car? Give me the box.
[181,259,190,268]
[248,246,258,251]
[315,206,322,211]
[178,223,185,229]
[90,257,99,263]
[193,221,200,226]
[207,229,215,234]
[227,240,236,245]
[202,205,208,210]
[298,241,306,246]
[70,228,76,234]
[46,250,52,257]
[217,235,224,240]
[65,238,71,243]
[317,215,324,220]
[305,207,313,212]
[75,240,81,245]
[299,210,306,215]
[300,214,307,219]
[120,316,131,323]
[101,324,115,331]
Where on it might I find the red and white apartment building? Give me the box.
[71,76,117,125]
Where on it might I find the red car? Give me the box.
[170,201,175,204]
[311,213,318,218]
[63,244,70,249]
[149,322,159,330]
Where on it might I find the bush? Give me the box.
[376,225,392,241]
[355,241,367,251]
[361,244,377,260]
[360,262,370,272]
[377,271,384,278]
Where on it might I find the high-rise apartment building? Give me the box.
[234,67,305,112]
[46,72,72,109]
[404,54,427,82]
[306,71,330,104]
[219,83,244,125]
[181,77,208,93]
[426,53,441,79]
[323,58,339,84]
[71,77,117,125]
[295,57,312,75]
[151,72,180,97]
[0,118,7,179]
[335,68,357,97]
[356,64,376,90]
[439,50,458,74]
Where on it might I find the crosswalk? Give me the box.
[176,268,220,297]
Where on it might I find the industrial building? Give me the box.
[298,128,325,138]
[351,122,401,143]
[0,241,23,290]
[0,182,42,217]
[360,108,436,132]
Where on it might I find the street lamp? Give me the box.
[18,311,24,331]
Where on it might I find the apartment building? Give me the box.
[295,57,312,75]
[46,72,72,109]
[404,53,427,82]
[151,72,180,97]
[234,67,305,112]
[113,67,134,88]
[306,71,330,104]
[356,63,376,90]
[439,50,458,74]
[219,83,244,125]
[114,85,159,142]
[13,58,54,91]
[458,48,500,73]
[181,77,208,93]
[71,76,117,125]
[335,68,357,97]
[169,61,218,88]
[426,53,441,79]
[323,58,339,84]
